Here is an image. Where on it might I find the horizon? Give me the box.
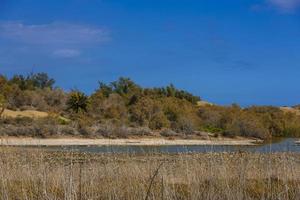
[1,0,300,106]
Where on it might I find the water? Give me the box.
[38,138,300,154]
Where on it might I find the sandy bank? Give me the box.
[2,109,48,118]
[0,137,261,146]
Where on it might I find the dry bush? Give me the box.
[160,129,179,137]
[94,124,153,138]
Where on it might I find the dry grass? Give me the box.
[0,148,299,200]
[2,109,48,118]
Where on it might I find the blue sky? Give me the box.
[1,0,300,106]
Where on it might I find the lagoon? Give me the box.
[31,138,300,154]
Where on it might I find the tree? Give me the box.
[102,93,128,122]
[66,91,89,113]
[0,75,7,87]
[110,77,141,97]
[9,75,28,90]
[8,73,55,90]
[97,82,113,98]
[130,97,170,129]
[43,88,67,112]
[31,73,55,89]
[225,113,270,139]
[166,84,176,97]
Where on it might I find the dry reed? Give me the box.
[0,147,299,200]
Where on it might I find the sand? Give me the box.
[279,106,300,116]
[0,137,261,146]
[2,109,48,118]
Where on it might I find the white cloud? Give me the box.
[267,0,300,12]
[53,49,81,58]
[0,21,110,46]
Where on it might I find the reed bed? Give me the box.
[0,147,299,200]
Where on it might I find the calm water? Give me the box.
[38,138,300,154]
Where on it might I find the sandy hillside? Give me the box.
[2,109,48,118]
[279,107,300,116]
[197,101,213,107]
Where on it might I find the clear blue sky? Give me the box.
[1,0,300,106]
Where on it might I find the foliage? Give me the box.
[9,72,55,90]
[143,84,200,104]
[66,91,89,113]
[130,97,169,129]
[101,93,128,122]
[0,94,6,117]
[30,73,55,89]
[225,113,270,139]
[1,72,300,139]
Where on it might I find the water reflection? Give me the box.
[40,138,300,154]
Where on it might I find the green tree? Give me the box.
[97,82,113,97]
[67,91,89,113]
[31,73,55,89]
[110,77,141,97]
[8,73,55,90]
[166,84,176,97]
[9,75,29,90]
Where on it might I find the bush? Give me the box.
[78,127,92,136]
[171,117,195,135]
[130,97,169,129]
[130,127,153,136]
[94,124,153,138]
[149,112,170,130]
[57,125,77,135]
[67,91,89,113]
[10,117,33,126]
[160,129,178,137]
[225,116,271,139]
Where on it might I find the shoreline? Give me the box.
[0,137,261,146]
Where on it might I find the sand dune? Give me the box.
[279,106,300,116]
[2,109,48,118]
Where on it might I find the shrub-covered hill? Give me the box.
[1,72,300,139]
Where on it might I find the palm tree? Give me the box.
[66,91,89,113]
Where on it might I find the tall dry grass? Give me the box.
[0,147,299,200]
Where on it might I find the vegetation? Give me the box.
[1,72,300,139]
[0,94,6,118]
[0,149,299,200]
[67,91,89,113]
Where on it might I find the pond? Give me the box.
[36,138,300,154]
